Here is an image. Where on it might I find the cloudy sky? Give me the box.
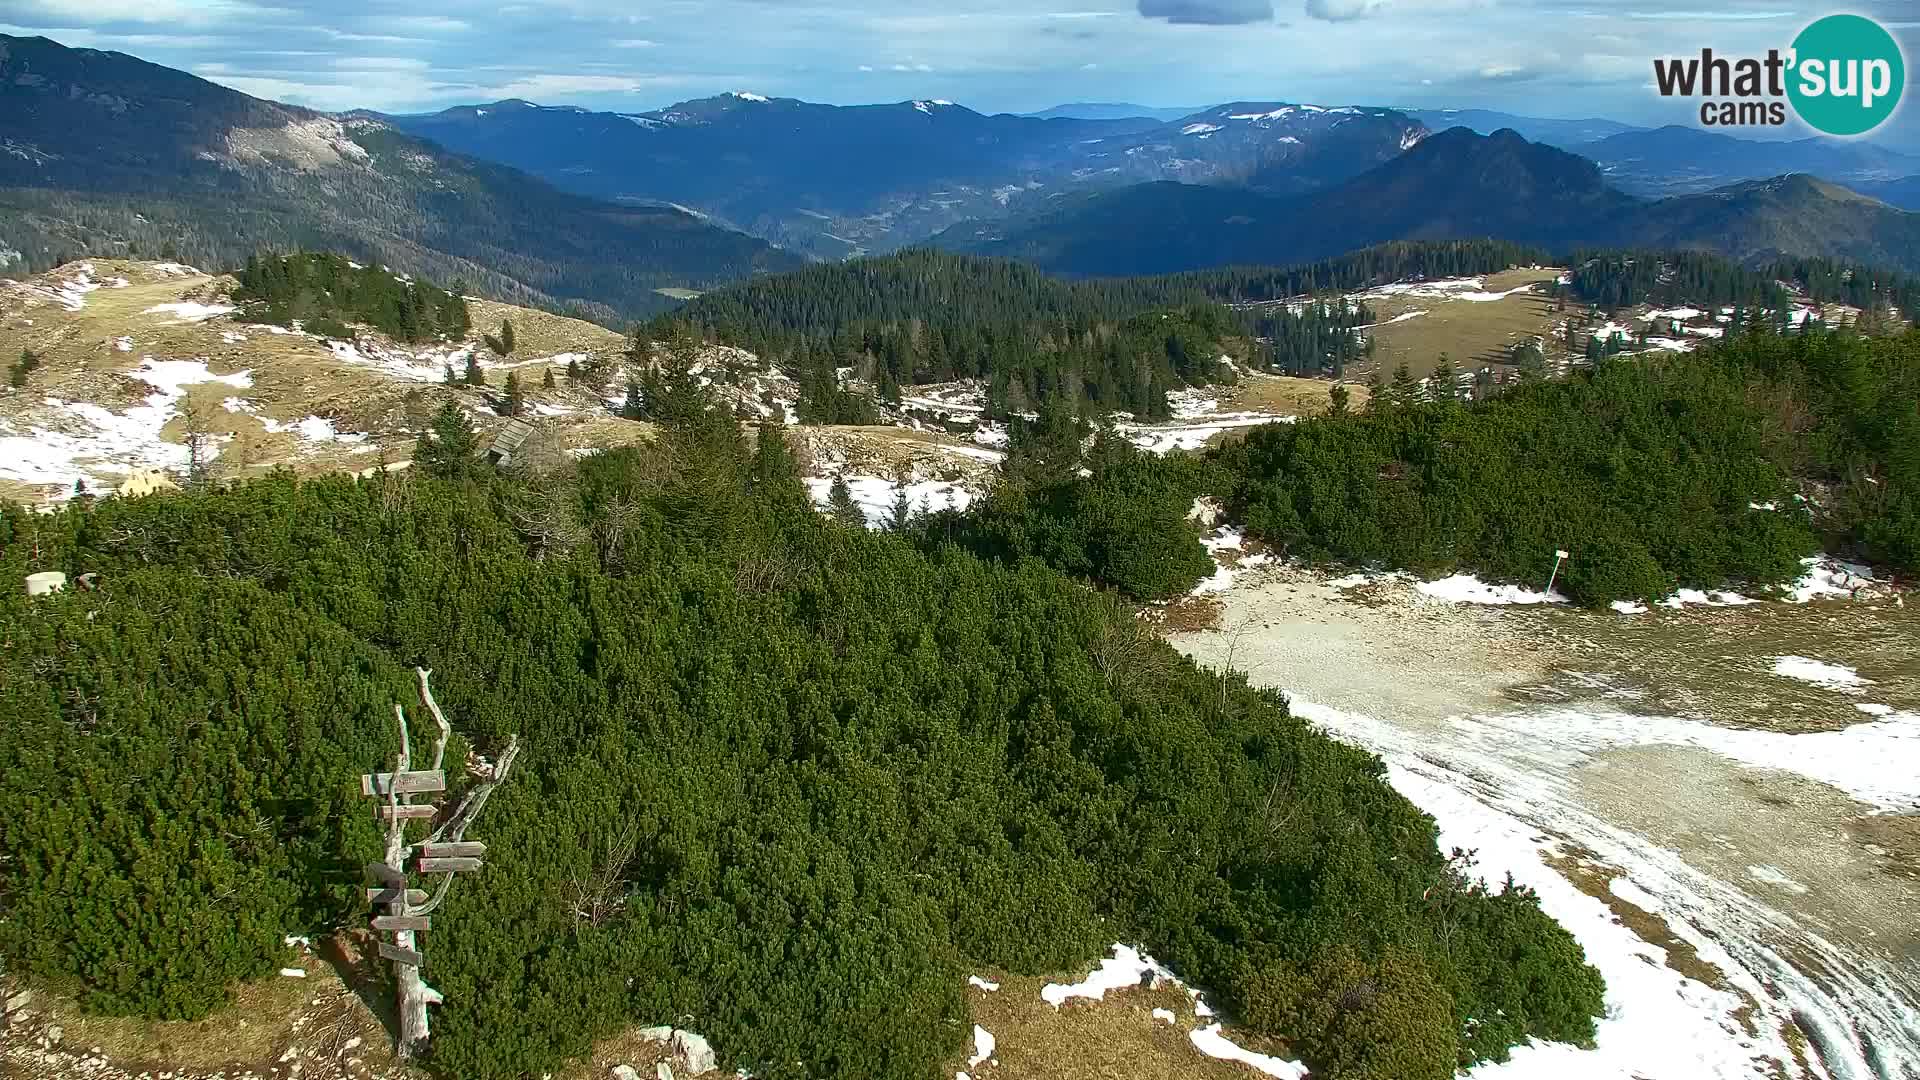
[2,0,1915,143]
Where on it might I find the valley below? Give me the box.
[1172,565,1920,1080]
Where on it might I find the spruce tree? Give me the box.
[888,485,915,532]
[1391,363,1421,405]
[1327,384,1351,418]
[1431,355,1458,402]
[621,380,646,420]
[827,476,866,529]
[464,354,485,387]
[542,367,557,391]
[414,400,481,480]
[503,372,526,418]
[566,358,582,382]
[444,362,457,386]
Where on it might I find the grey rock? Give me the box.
[5,989,35,1013]
[610,1066,642,1080]
[670,1030,716,1075]
[655,1064,675,1080]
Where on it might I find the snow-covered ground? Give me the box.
[803,473,975,528]
[1279,694,1920,1080]
[1174,565,1920,1080]
[0,357,254,491]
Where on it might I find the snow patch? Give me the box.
[1769,656,1870,692]
[144,301,236,323]
[1188,1025,1308,1079]
[966,1026,994,1068]
[967,976,999,992]
[1417,574,1567,606]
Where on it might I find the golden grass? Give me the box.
[16,945,403,1077]
[1364,269,1565,381]
[1223,373,1370,417]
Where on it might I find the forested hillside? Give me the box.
[657,243,1541,413]
[1212,326,1920,603]
[0,35,803,322]
[1569,249,1920,323]
[1,382,1606,1080]
[233,252,471,342]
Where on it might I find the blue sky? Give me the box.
[1,0,1915,145]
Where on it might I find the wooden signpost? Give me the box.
[359,666,520,1061]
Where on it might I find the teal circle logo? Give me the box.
[1787,14,1905,136]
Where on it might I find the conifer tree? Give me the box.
[444,362,457,386]
[888,485,915,532]
[621,380,646,420]
[1431,355,1458,402]
[542,367,557,391]
[827,475,866,529]
[503,372,526,418]
[414,399,481,480]
[566,358,582,382]
[1327,384,1351,418]
[1391,363,1420,405]
[464,354,485,387]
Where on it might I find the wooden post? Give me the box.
[359,666,520,1061]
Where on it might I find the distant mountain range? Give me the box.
[1568,125,1920,197]
[1402,109,1641,147]
[0,34,802,320]
[386,96,1426,259]
[1022,103,1202,123]
[932,127,1920,277]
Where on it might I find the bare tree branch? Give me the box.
[415,667,451,774]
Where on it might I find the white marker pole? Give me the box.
[1546,549,1570,595]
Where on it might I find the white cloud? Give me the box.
[612,38,658,48]
[10,0,284,24]
[487,73,690,99]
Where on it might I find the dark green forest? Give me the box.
[1568,250,1920,325]
[234,252,470,342]
[653,243,1542,415]
[1212,326,1920,604]
[0,378,1606,1080]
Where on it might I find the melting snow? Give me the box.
[1660,589,1759,609]
[1417,574,1567,606]
[804,474,973,528]
[967,976,999,992]
[1770,656,1870,692]
[144,302,236,323]
[1744,865,1809,895]
[1281,695,1920,1079]
[0,358,253,492]
[1188,1025,1308,1079]
[966,1026,994,1068]
[1182,122,1222,135]
[1785,557,1876,602]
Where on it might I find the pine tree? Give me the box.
[827,475,866,529]
[444,363,456,386]
[464,354,485,386]
[566,358,581,382]
[503,372,525,418]
[1327,384,1351,418]
[622,380,646,420]
[542,367,557,391]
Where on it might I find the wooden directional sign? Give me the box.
[367,887,429,905]
[378,942,425,968]
[419,841,485,860]
[377,805,438,821]
[371,915,432,933]
[417,857,483,874]
[360,770,447,797]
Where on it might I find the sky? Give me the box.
[1,0,1916,146]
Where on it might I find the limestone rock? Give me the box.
[610,1066,642,1080]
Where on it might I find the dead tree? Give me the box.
[360,667,520,1059]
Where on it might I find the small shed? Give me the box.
[486,419,535,467]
